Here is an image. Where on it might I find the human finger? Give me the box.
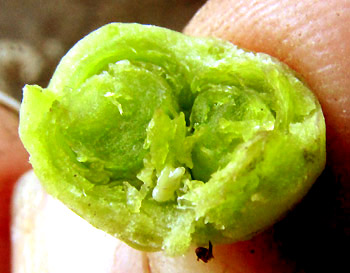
[184,0,350,182]
[12,170,150,273]
[0,100,31,273]
[12,170,296,273]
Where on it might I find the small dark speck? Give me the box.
[196,241,214,263]
[88,203,91,207]
[250,249,255,254]
[336,12,340,16]
[74,174,77,177]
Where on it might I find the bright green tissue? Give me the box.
[19,23,326,255]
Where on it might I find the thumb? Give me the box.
[184,0,350,182]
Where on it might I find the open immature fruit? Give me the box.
[19,23,326,255]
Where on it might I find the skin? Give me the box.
[184,0,350,184]
[12,171,295,273]
[0,105,31,273]
[3,0,350,272]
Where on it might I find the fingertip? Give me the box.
[0,105,31,273]
[185,0,350,181]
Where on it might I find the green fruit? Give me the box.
[19,23,326,255]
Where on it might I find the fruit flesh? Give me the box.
[19,23,325,255]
